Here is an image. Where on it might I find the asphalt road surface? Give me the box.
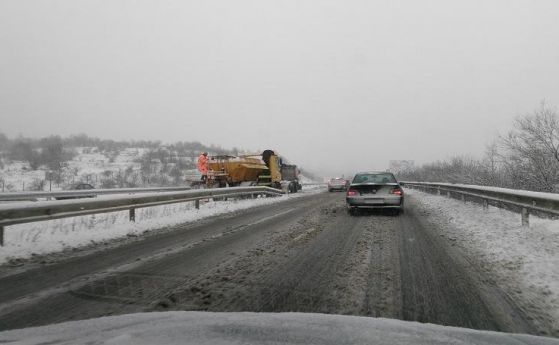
[0,191,543,336]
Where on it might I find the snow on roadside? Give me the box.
[0,186,325,265]
[406,188,559,334]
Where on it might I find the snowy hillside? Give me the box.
[0,146,184,192]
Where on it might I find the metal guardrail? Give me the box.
[0,186,194,202]
[400,181,559,226]
[0,186,284,246]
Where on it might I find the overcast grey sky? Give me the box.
[1,0,558,176]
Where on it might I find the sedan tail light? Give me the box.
[391,187,403,196]
[347,189,359,196]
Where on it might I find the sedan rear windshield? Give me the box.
[352,173,396,184]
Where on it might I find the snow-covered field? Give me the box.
[0,147,147,192]
[0,186,324,265]
[0,161,45,192]
[1,311,557,345]
[406,188,559,333]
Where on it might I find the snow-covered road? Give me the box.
[0,187,558,341]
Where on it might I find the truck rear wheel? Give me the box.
[288,182,296,193]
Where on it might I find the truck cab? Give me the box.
[259,150,301,192]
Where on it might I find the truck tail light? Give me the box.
[391,187,403,196]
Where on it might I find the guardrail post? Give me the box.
[195,200,200,209]
[483,199,488,210]
[0,226,3,246]
[446,191,451,198]
[129,208,136,222]
[521,208,529,227]
[437,187,441,195]
[461,194,465,203]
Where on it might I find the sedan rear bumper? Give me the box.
[346,197,403,208]
[328,185,347,191]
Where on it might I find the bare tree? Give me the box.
[501,102,559,192]
[479,140,504,187]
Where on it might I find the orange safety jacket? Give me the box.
[197,154,208,175]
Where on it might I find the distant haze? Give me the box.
[1,0,558,177]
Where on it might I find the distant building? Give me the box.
[389,160,415,173]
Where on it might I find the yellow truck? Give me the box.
[205,155,267,188]
[205,150,302,192]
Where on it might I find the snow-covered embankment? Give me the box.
[406,188,559,335]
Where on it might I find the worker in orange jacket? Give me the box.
[197,152,208,182]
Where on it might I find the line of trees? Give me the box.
[5,136,76,171]
[397,102,559,193]
[0,134,237,171]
